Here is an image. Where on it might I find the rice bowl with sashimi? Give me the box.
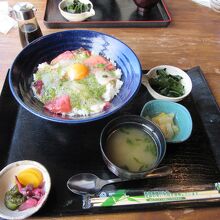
[9,30,142,123]
[32,48,123,116]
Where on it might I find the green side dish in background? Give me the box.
[64,0,92,14]
[149,68,185,97]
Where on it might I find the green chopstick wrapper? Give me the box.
[82,182,220,209]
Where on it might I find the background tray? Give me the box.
[43,0,171,28]
[1,67,220,218]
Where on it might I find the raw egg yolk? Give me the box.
[17,168,43,188]
[67,63,89,80]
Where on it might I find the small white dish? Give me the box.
[142,65,192,102]
[0,160,51,220]
[58,0,95,22]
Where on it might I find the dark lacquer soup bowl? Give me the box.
[9,30,142,124]
[100,115,166,179]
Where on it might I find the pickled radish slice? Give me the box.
[17,168,43,188]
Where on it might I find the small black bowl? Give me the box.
[100,115,166,179]
[133,0,160,14]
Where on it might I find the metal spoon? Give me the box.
[67,166,172,195]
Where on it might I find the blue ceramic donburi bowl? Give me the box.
[9,30,142,124]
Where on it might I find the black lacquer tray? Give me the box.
[1,67,220,218]
[43,0,171,28]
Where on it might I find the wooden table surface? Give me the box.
[1,0,220,219]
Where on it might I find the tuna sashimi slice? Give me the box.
[44,95,72,114]
[72,47,91,57]
[84,55,115,70]
[51,51,74,64]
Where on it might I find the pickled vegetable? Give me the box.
[4,185,26,210]
[150,112,179,140]
[17,168,43,188]
[4,168,45,211]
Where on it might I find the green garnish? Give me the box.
[126,138,134,145]
[133,157,143,164]
[63,0,92,14]
[119,128,130,135]
[133,158,150,172]
[121,165,129,170]
[42,87,56,102]
[135,138,142,142]
[139,164,149,171]
[79,74,106,99]
[96,64,105,68]
[149,68,185,97]
[144,136,153,143]
[145,143,157,156]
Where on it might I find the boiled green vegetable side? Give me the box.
[149,68,185,97]
[64,0,92,13]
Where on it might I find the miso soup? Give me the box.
[105,125,158,172]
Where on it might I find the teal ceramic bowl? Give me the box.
[140,100,192,143]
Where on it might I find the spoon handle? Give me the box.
[105,178,122,184]
[105,166,172,185]
[143,166,172,178]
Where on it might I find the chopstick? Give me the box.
[83,182,220,209]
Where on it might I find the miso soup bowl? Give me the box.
[100,115,166,179]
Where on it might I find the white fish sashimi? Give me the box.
[102,80,123,102]
[94,70,116,85]
[114,68,122,79]
[90,103,106,113]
